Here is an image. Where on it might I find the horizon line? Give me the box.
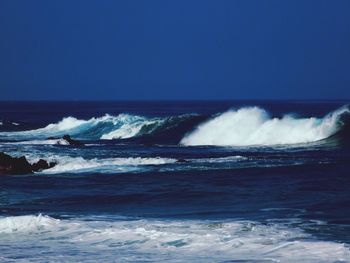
[0,99,350,102]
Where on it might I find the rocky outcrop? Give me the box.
[0,152,56,175]
[62,135,83,146]
[0,153,32,174]
[31,159,57,172]
[47,135,83,146]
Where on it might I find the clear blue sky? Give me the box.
[1,0,350,100]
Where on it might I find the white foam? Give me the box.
[26,153,307,174]
[100,119,162,139]
[0,214,59,234]
[34,114,123,137]
[0,113,163,140]
[0,215,349,262]
[43,155,250,174]
[181,106,349,146]
[192,155,247,163]
[42,156,177,173]
[4,138,69,145]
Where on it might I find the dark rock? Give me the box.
[31,159,50,172]
[0,152,13,174]
[63,134,83,146]
[49,161,57,168]
[0,152,56,175]
[0,152,32,174]
[176,158,189,163]
[0,152,13,165]
[12,156,32,174]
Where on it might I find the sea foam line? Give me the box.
[40,156,178,174]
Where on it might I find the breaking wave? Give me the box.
[181,106,350,146]
[0,214,349,262]
[3,138,70,145]
[0,114,163,140]
[0,113,197,142]
[1,106,349,147]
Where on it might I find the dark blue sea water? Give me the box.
[0,101,350,262]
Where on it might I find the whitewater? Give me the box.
[0,214,349,262]
[1,105,348,147]
[181,106,349,146]
[1,101,350,262]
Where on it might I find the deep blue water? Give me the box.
[0,101,350,262]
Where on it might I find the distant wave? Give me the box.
[1,106,349,147]
[4,138,70,145]
[0,114,196,141]
[36,114,163,140]
[181,106,350,146]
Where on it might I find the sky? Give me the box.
[0,0,350,100]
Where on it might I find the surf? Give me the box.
[1,105,349,147]
[181,105,350,146]
[0,214,349,262]
[39,156,178,174]
[0,113,198,142]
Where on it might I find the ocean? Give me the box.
[0,100,350,262]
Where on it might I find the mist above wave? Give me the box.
[181,106,349,146]
[1,106,349,147]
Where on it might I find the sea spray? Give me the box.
[181,106,349,146]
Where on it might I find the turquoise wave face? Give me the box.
[0,113,194,141]
[1,101,350,262]
[1,105,349,147]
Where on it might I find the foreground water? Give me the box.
[0,101,350,262]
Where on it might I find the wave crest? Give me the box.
[181,106,350,146]
[1,106,349,146]
[0,113,195,142]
